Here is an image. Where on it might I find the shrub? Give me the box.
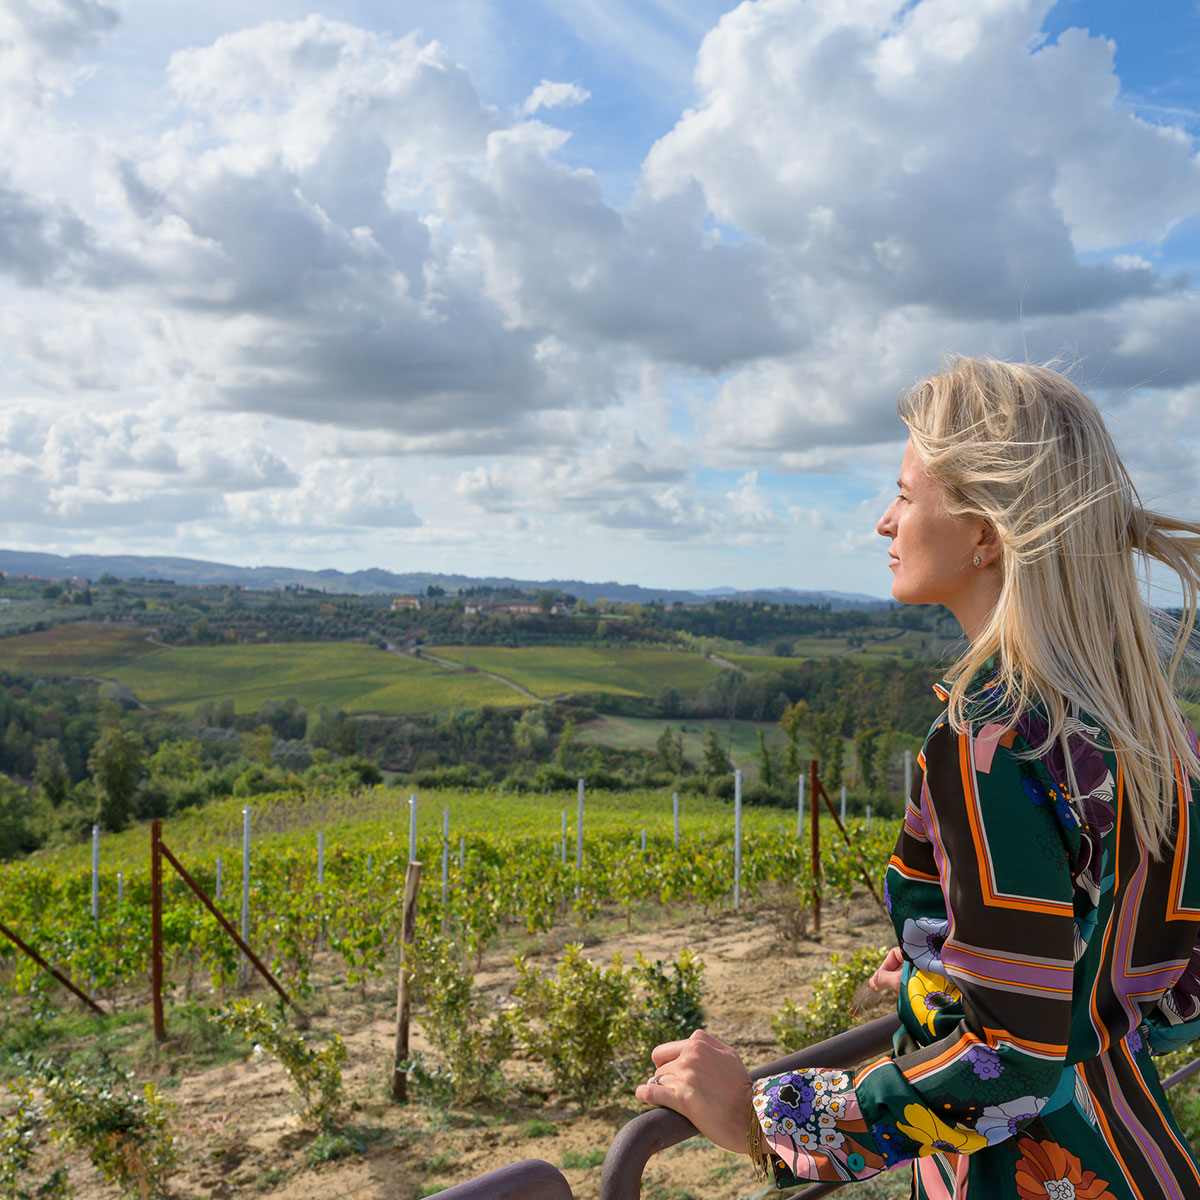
[508,946,706,1108]
[405,936,513,1105]
[771,944,889,1052]
[215,1001,346,1129]
[509,944,636,1107]
[632,950,705,1059]
[0,1081,71,1200]
[26,1051,176,1199]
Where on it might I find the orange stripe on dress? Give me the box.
[957,732,1072,916]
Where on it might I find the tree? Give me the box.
[88,726,144,831]
[657,685,682,718]
[779,699,809,781]
[808,712,838,778]
[656,726,684,775]
[0,773,37,859]
[827,734,845,792]
[757,729,775,788]
[146,738,204,783]
[34,741,70,806]
[514,709,551,756]
[555,719,577,771]
[855,725,882,793]
[701,727,731,781]
[241,725,274,767]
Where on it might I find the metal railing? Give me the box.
[431,1159,574,1200]
[600,1013,901,1200]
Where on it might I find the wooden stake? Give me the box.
[391,860,423,1102]
[151,820,166,1041]
[809,760,821,936]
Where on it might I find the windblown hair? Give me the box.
[900,356,1200,857]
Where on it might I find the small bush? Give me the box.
[772,945,889,1051]
[215,1001,346,1129]
[405,935,513,1105]
[0,1081,71,1200]
[508,946,705,1108]
[509,944,636,1107]
[632,950,705,1058]
[27,1051,176,1200]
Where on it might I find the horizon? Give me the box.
[2,1,1199,594]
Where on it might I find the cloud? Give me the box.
[0,0,119,116]
[521,79,590,115]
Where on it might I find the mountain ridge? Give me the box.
[0,549,890,610]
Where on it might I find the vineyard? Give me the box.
[0,783,898,1008]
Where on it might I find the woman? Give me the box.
[636,358,1200,1198]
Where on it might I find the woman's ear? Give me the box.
[976,520,1001,568]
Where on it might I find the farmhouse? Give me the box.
[390,596,422,611]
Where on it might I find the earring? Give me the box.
[972,555,981,567]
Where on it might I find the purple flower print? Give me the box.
[964,1045,1003,1081]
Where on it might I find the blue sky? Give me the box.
[1,0,1199,597]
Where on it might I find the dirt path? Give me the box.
[376,634,545,704]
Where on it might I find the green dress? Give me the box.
[752,678,1200,1198]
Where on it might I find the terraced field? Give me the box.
[0,625,520,714]
[428,644,724,698]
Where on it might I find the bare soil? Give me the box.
[48,894,910,1200]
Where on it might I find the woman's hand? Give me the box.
[634,1029,754,1155]
[867,945,904,996]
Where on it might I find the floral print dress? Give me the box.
[753,678,1200,1198]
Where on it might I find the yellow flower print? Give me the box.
[897,1104,987,1158]
[905,969,962,1035]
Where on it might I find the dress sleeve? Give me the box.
[1146,938,1200,1054]
[754,720,1076,1185]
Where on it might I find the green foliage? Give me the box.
[0,1081,71,1200]
[655,725,684,775]
[216,1001,346,1129]
[1157,1047,1200,1148]
[771,945,889,1052]
[305,1129,366,1164]
[855,726,882,792]
[88,725,144,831]
[700,727,730,780]
[406,935,513,1105]
[560,1147,606,1170]
[509,946,705,1108]
[631,949,705,1058]
[0,774,39,861]
[509,944,636,1107]
[27,1051,176,1199]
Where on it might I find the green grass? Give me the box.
[561,1147,606,1170]
[429,645,723,699]
[0,629,523,715]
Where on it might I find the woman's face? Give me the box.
[876,440,987,615]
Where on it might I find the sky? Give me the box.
[2,0,1199,598]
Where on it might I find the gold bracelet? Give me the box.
[746,1108,770,1182]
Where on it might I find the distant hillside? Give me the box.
[0,548,890,610]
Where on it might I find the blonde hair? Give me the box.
[900,356,1200,857]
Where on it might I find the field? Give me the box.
[0,626,522,715]
[0,622,160,672]
[576,714,793,771]
[429,644,724,698]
